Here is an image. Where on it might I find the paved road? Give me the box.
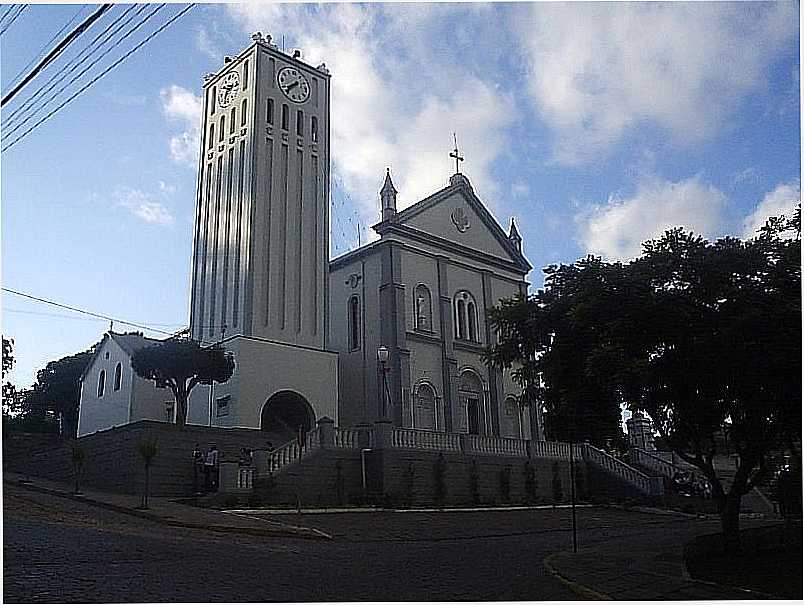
[4,485,710,602]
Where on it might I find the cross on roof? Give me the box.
[449,133,464,174]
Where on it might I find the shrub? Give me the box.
[552,461,563,504]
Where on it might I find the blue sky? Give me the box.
[1,2,800,389]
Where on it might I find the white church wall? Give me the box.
[201,335,338,429]
[406,339,443,429]
[77,337,131,437]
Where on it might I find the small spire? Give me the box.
[380,168,397,221]
[508,217,522,252]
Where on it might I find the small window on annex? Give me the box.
[414,284,432,332]
[216,395,231,417]
[113,362,122,391]
[97,369,106,398]
[311,116,318,142]
[348,296,361,351]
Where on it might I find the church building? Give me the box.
[78,34,541,444]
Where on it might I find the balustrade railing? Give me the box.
[267,427,320,474]
[334,427,360,449]
[391,428,461,452]
[465,434,528,457]
[582,443,664,496]
[630,447,678,479]
[530,440,570,459]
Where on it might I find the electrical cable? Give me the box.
[3,4,156,135]
[2,4,111,107]
[2,5,86,97]
[1,4,195,153]
[2,287,178,336]
[3,4,144,129]
[0,4,27,36]
[0,5,16,25]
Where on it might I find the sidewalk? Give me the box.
[544,516,775,600]
[4,473,331,540]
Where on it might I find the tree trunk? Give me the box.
[175,390,188,426]
[719,492,742,553]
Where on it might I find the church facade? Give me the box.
[78,34,541,443]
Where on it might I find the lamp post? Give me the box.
[377,345,390,420]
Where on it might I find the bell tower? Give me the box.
[189,33,331,350]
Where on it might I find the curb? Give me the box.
[543,552,612,600]
[8,479,329,541]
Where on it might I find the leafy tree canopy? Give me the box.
[131,338,234,426]
[487,207,801,550]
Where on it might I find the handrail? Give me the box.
[333,427,361,449]
[392,428,462,452]
[267,427,321,474]
[582,443,664,496]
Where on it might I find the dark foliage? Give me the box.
[131,338,234,426]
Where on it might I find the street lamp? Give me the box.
[377,346,390,419]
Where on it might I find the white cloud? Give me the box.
[160,85,202,167]
[116,187,175,226]
[576,176,727,260]
[516,2,797,164]
[227,3,516,222]
[741,181,801,239]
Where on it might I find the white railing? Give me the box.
[267,427,320,474]
[582,443,664,496]
[530,440,571,459]
[392,428,462,452]
[334,427,361,449]
[630,447,678,479]
[465,434,528,457]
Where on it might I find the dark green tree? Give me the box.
[2,336,16,416]
[487,206,801,552]
[131,338,234,426]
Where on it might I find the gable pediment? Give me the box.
[374,177,531,272]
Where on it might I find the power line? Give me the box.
[0,4,26,36]
[2,287,177,336]
[0,5,16,24]
[4,307,192,327]
[1,4,195,153]
[3,4,144,130]
[2,5,87,97]
[1,4,112,107]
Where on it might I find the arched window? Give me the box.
[211,86,216,114]
[281,104,289,130]
[208,123,214,149]
[113,363,122,391]
[348,296,361,351]
[267,98,274,125]
[219,115,225,141]
[454,291,479,341]
[243,60,249,90]
[296,110,304,136]
[97,369,106,398]
[414,284,432,331]
[504,395,522,438]
[458,370,484,434]
[230,107,236,133]
[311,116,318,142]
[414,382,437,430]
[241,99,247,126]
[467,300,477,341]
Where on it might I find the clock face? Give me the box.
[277,66,310,104]
[218,71,240,108]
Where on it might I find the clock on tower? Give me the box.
[189,34,331,350]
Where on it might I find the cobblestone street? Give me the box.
[4,482,729,602]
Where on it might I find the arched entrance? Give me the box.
[260,391,315,442]
[458,370,484,435]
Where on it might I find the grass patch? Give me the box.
[684,522,802,599]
